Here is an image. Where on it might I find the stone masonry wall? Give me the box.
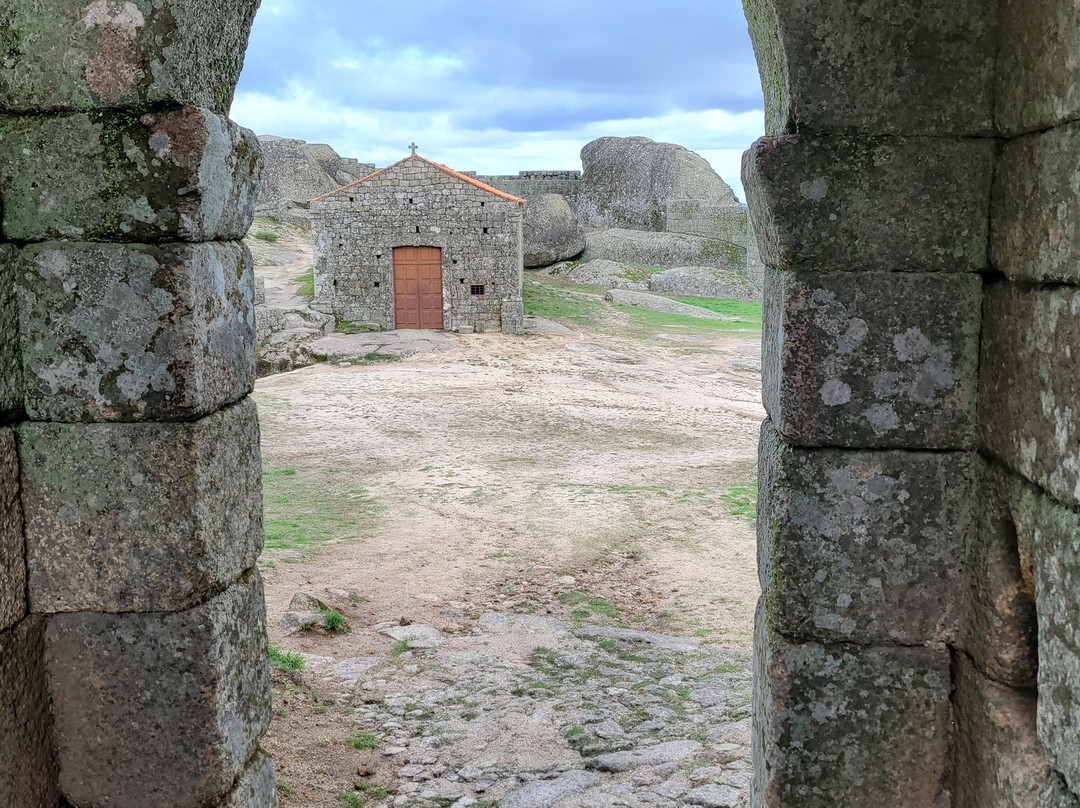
[0,2,274,807]
[744,1,1080,806]
[475,170,583,200]
[312,156,525,334]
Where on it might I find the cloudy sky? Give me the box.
[232,1,764,202]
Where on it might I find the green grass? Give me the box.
[277,782,295,799]
[674,297,763,325]
[268,645,305,672]
[523,278,603,324]
[347,733,380,750]
[615,304,761,335]
[294,268,315,302]
[323,610,349,632]
[722,480,758,522]
[335,320,371,334]
[337,792,365,808]
[261,466,381,560]
[560,590,618,621]
[254,230,280,243]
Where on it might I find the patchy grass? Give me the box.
[614,305,761,336]
[347,733,380,750]
[261,465,380,561]
[294,267,315,303]
[268,645,305,672]
[335,320,372,335]
[337,792,364,808]
[674,297,762,324]
[722,480,758,522]
[561,590,619,622]
[523,277,603,324]
[254,230,280,243]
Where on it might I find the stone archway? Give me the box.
[0,2,1078,807]
[743,1,1080,805]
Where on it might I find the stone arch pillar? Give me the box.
[743,1,1080,806]
[0,2,275,806]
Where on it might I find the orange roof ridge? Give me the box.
[414,155,526,205]
[308,153,525,206]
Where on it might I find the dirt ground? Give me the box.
[250,233,764,806]
[256,327,763,652]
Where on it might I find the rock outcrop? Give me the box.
[575,136,739,232]
[649,266,759,303]
[523,194,586,268]
[255,136,373,223]
[548,259,649,291]
[581,228,746,274]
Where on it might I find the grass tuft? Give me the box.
[254,230,280,243]
[347,733,380,750]
[268,645,305,672]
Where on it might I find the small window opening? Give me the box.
[375,253,383,259]
[482,227,489,234]
[374,281,380,288]
[416,226,421,233]
[349,196,355,202]
[460,278,466,284]
[470,284,485,296]
[452,259,458,265]
[409,198,414,204]
[480,201,485,207]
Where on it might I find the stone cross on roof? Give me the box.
[409,142,418,156]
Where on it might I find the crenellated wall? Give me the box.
[744,0,1080,805]
[0,2,274,806]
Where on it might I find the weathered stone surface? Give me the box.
[743,0,996,136]
[996,0,1080,135]
[576,136,738,232]
[0,0,260,113]
[523,194,586,268]
[0,108,260,242]
[21,399,262,613]
[752,612,953,808]
[0,617,57,808]
[553,258,648,291]
[955,653,1080,808]
[980,282,1080,509]
[958,464,1039,690]
[744,135,994,272]
[257,136,360,211]
[763,269,981,449]
[219,752,278,808]
[1024,488,1080,795]
[18,241,255,422]
[992,122,1080,285]
[648,266,759,302]
[758,422,971,645]
[46,571,272,808]
[581,228,746,274]
[500,770,600,808]
[0,430,25,632]
[585,740,701,772]
[604,289,733,320]
[0,245,20,420]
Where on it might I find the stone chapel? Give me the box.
[310,152,526,334]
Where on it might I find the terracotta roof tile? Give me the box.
[308,154,526,205]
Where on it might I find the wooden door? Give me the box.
[393,246,444,330]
